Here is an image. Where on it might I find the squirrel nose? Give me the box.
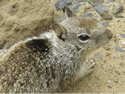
[105,29,113,39]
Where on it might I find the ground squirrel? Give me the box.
[0,7,112,93]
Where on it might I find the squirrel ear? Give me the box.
[51,23,67,40]
[64,6,76,18]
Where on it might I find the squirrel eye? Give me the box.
[78,34,90,41]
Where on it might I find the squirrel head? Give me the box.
[51,7,113,51]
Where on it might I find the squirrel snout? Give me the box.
[104,29,113,39]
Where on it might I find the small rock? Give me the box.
[122,30,125,32]
[108,80,111,83]
[90,0,104,6]
[83,12,93,18]
[106,0,115,3]
[66,0,73,3]
[108,85,112,88]
[115,15,124,18]
[119,40,125,44]
[77,0,85,3]
[72,3,81,13]
[104,44,110,50]
[120,34,125,38]
[101,11,112,20]
[55,0,73,10]
[113,3,123,14]
[114,77,118,83]
[115,70,121,75]
[102,22,109,27]
[120,54,124,57]
[117,20,121,23]
[115,45,125,52]
[95,4,109,14]
[95,4,112,20]
[93,0,104,3]
[95,0,104,3]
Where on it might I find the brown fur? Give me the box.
[79,19,97,30]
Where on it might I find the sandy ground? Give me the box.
[0,0,62,49]
[0,0,125,93]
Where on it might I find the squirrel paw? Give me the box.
[82,59,96,76]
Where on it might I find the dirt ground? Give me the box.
[0,0,125,93]
[0,0,62,49]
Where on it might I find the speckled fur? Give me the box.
[0,7,112,93]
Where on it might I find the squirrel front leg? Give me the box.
[73,59,96,83]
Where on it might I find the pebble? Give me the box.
[113,3,123,14]
[102,22,109,27]
[55,0,73,10]
[83,12,93,18]
[90,0,104,6]
[115,45,125,52]
[120,34,125,38]
[122,30,125,32]
[114,70,121,75]
[106,0,115,3]
[66,0,73,3]
[113,77,118,83]
[119,40,125,45]
[77,0,85,3]
[95,4,112,20]
[101,11,112,20]
[104,44,110,50]
[108,80,111,83]
[115,15,124,18]
[95,4,109,14]
[72,3,81,13]
[108,85,112,88]
[120,54,124,57]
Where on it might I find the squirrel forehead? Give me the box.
[62,18,98,33]
[78,19,97,30]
